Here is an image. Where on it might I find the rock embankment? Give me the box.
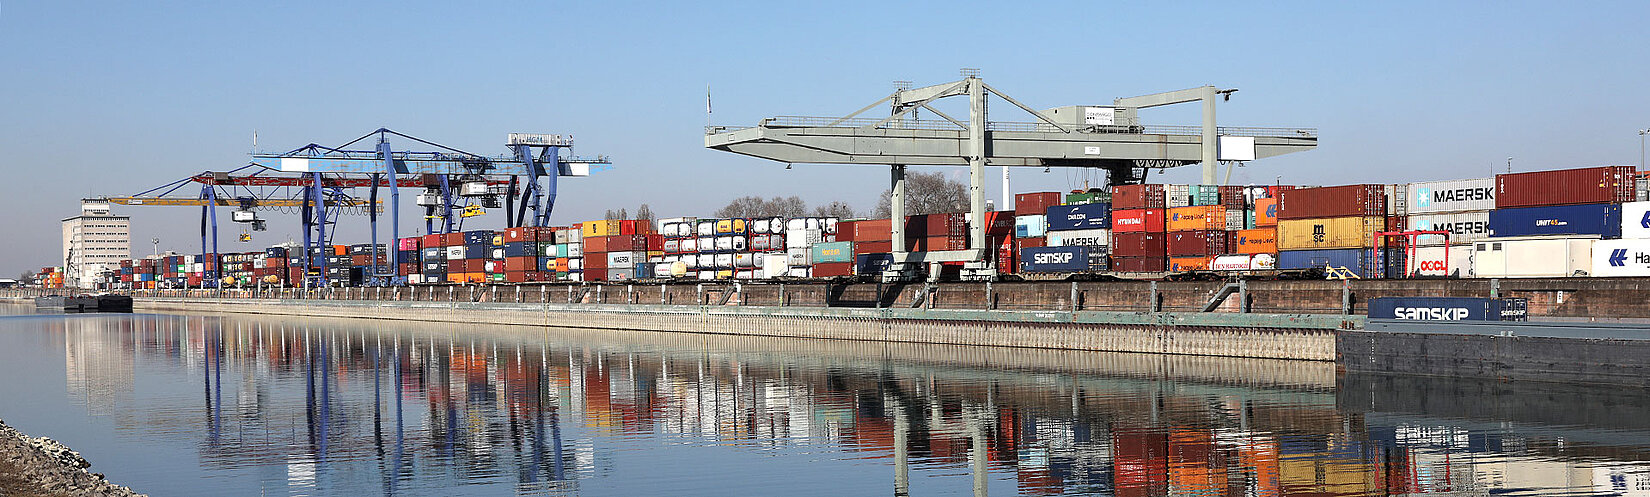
[0,419,142,497]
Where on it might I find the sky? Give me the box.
[2,1,1648,276]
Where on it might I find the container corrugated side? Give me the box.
[1472,236,1595,278]
[1276,248,1390,278]
[1111,184,1165,210]
[1045,203,1111,231]
[1278,185,1387,220]
[1277,216,1387,250]
[1406,211,1491,246]
[1231,228,1277,254]
[1496,165,1636,208]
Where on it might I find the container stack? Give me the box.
[1043,201,1111,272]
[257,247,287,286]
[843,219,892,277]
[1392,177,1495,277]
[1275,184,1394,278]
[1110,184,1168,272]
[1480,166,1636,278]
[1164,187,1244,272]
[786,217,837,278]
[581,219,654,281]
[555,226,584,282]
[654,217,696,279]
[1013,192,1058,271]
[499,226,552,283]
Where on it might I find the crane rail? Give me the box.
[707,116,1316,138]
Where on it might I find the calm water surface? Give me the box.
[1,304,1648,496]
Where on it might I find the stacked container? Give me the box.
[1480,166,1636,278]
[1396,177,1495,277]
[1111,184,1168,271]
[1276,184,1393,278]
[843,218,892,277]
[1044,202,1111,271]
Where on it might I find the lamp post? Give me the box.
[1640,128,1649,170]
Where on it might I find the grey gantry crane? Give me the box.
[704,71,1316,282]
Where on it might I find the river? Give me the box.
[0,304,1646,496]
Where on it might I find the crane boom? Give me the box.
[95,196,378,209]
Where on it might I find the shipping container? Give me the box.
[1367,297,1528,321]
[1276,248,1393,278]
[1210,253,1276,271]
[1410,244,1474,277]
[1112,208,1166,233]
[1277,216,1387,250]
[1167,230,1229,256]
[1620,201,1650,239]
[1231,228,1277,254]
[1065,190,1111,205]
[1254,197,1278,227]
[1112,232,1167,258]
[1488,203,1622,238]
[1047,229,1110,249]
[813,262,854,277]
[1165,184,1191,208]
[1014,215,1047,238]
[1396,177,1496,215]
[1111,256,1166,272]
[1020,246,1091,273]
[1166,205,1239,231]
[1473,236,1596,278]
[1168,256,1209,272]
[1407,211,1491,246]
[1111,184,1166,210]
[1014,191,1061,215]
[1278,184,1386,220]
[1496,165,1636,208]
[1045,203,1112,231]
[855,253,894,275]
[1591,239,1650,277]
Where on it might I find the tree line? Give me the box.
[602,171,966,221]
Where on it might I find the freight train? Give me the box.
[99,165,1650,289]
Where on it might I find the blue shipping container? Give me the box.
[1277,248,1401,278]
[1368,297,1529,321]
[1488,203,1622,238]
[1045,203,1112,231]
[1020,246,1091,273]
[464,243,488,259]
[463,230,493,245]
[856,253,894,275]
[503,241,532,257]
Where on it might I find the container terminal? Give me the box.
[27,75,1650,386]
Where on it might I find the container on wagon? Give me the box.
[1278,185,1386,220]
[1496,165,1636,208]
[1487,204,1622,238]
[1045,203,1112,231]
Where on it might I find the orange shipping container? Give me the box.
[1231,228,1277,254]
[1254,198,1279,227]
[1168,256,1210,272]
[1166,205,1229,231]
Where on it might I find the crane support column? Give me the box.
[201,184,219,262]
[313,172,329,286]
[1202,89,1218,185]
[883,164,910,282]
[964,75,994,280]
[540,147,560,227]
[379,140,402,285]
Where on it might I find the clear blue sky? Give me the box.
[2,1,1648,275]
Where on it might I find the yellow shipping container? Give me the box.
[581,220,621,238]
[1277,216,1385,250]
[1166,205,1228,231]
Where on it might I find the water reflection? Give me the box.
[10,310,1650,496]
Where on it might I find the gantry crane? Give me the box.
[97,128,609,288]
[705,72,1317,282]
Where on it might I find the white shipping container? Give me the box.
[697,221,716,236]
[715,236,735,252]
[1211,254,1258,271]
[825,218,838,234]
[1166,184,1190,208]
[567,243,582,258]
[490,248,506,259]
[787,229,823,249]
[697,254,715,268]
[606,251,644,268]
[654,262,673,278]
[1591,239,1650,277]
[1402,177,1496,215]
[565,271,583,282]
[753,218,771,234]
[445,246,465,260]
[786,247,811,267]
[697,237,715,253]
[697,270,716,280]
[1620,201,1650,239]
[714,253,734,269]
[786,218,806,231]
[1047,229,1111,249]
[763,254,790,277]
[1472,236,1595,278]
[1226,210,1245,230]
[569,258,583,271]
[736,270,754,279]
[734,253,757,268]
[680,256,697,269]
[656,217,693,235]
[787,267,810,278]
[679,238,697,253]
[768,217,786,233]
[1406,211,1492,246]
[1411,245,1475,277]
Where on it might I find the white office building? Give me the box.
[61,201,131,288]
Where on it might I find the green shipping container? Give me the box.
[811,241,854,263]
[1065,191,1112,205]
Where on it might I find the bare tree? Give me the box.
[714,196,807,218]
[635,204,654,221]
[812,201,858,219]
[873,171,967,218]
[17,270,34,283]
[604,208,629,220]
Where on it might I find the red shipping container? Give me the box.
[645,234,664,251]
[1277,184,1386,220]
[1112,256,1168,272]
[1112,209,1166,233]
[1112,232,1167,257]
[813,262,854,277]
[1014,192,1061,215]
[983,210,1015,236]
[399,262,417,276]
[505,257,535,271]
[1112,184,1166,210]
[442,232,465,246]
[908,235,966,252]
[991,236,1016,274]
[584,256,608,270]
[1217,185,1246,208]
[1496,165,1637,208]
[905,213,965,238]
[848,219,893,242]
[421,233,444,248]
[585,236,609,253]
[606,234,646,252]
[1167,230,1230,256]
[1014,237,1046,252]
[397,237,420,251]
[853,240,893,255]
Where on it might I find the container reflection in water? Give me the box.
[2,309,1649,496]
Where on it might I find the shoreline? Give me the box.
[0,419,142,497]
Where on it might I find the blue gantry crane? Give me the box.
[248,129,610,287]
